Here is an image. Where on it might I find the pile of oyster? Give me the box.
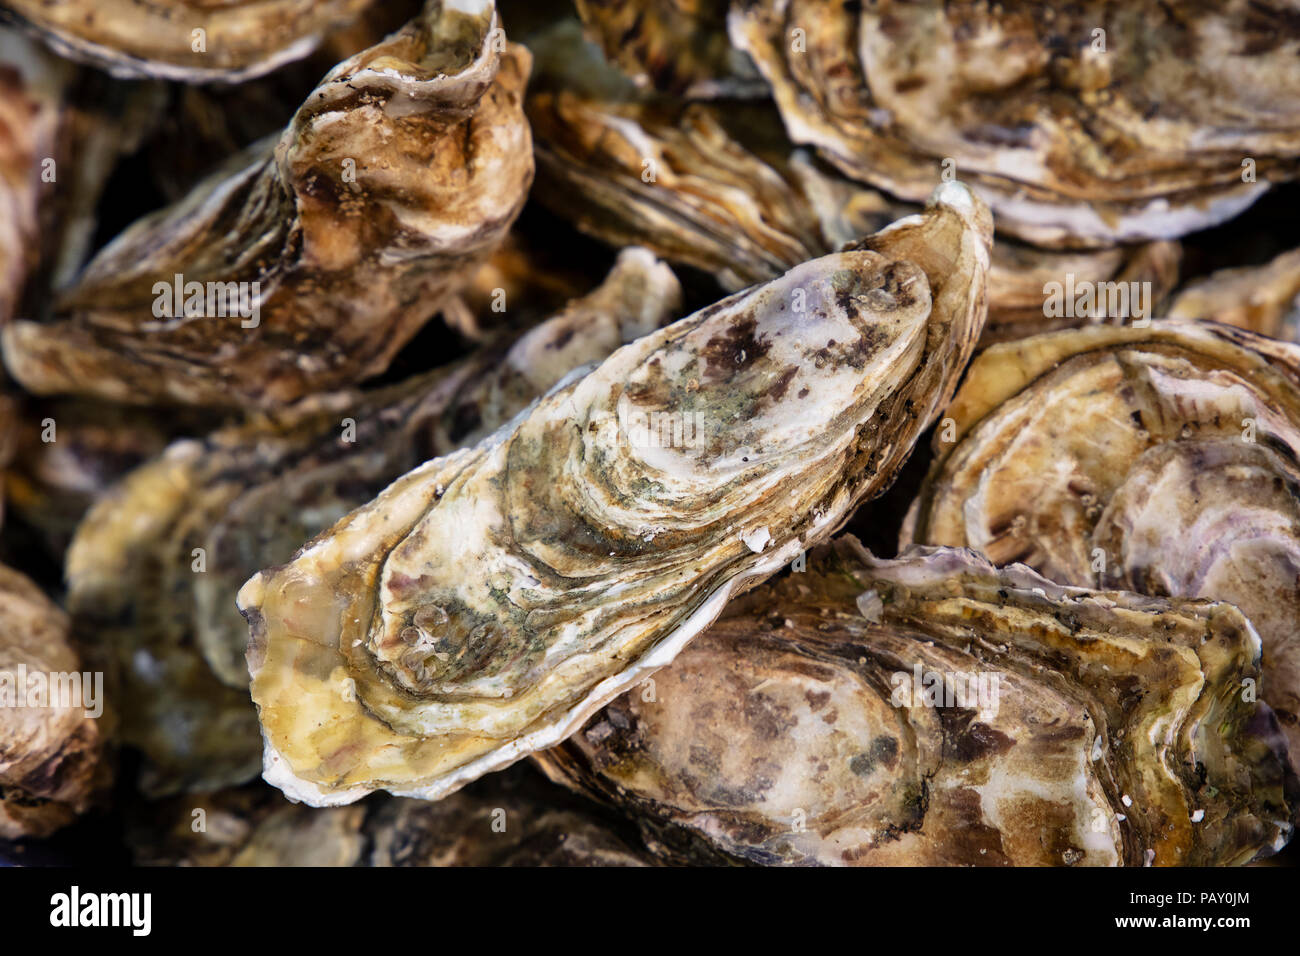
[1,0,1298,867]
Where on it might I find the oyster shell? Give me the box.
[902,321,1300,778]
[573,0,762,97]
[139,1,426,203]
[2,0,534,409]
[0,28,162,328]
[729,0,1300,247]
[0,564,105,839]
[1168,246,1300,341]
[528,79,1179,341]
[983,239,1180,345]
[127,766,652,866]
[0,0,373,83]
[237,183,992,807]
[4,398,218,560]
[536,540,1294,866]
[65,249,681,794]
[529,87,901,292]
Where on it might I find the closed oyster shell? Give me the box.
[536,540,1294,866]
[364,765,654,866]
[573,0,762,97]
[0,0,373,83]
[982,239,1180,345]
[729,0,1300,247]
[0,564,105,839]
[902,321,1300,778]
[139,1,426,203]
[65,249,681,795]
[1168,246,1300,341]
[127,766,652,866]
[529,87,901,293]
[2,0,534,409]
[0,28,162,328]
[528,80,1179,342]
[4,398,219,560]
[237,183,991,806]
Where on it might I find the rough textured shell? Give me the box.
[1168,246,1300,341]
[729,0,1300,247]
[2,0,534,408]
[0,564,105,839]
[902,321,1300,779]
[237,185,991,806]
[64,250,680,794]
[527,74,1179,343]
[0,0,372,82]
[574,0,762,96]
[126,765,652,866]
[538,539,1294,866]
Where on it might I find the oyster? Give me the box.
[128,766,652,866]
[530,86,901,292]
[902,321,1300,777]
[1168,246,1300,341]
[139,1,426,203]
[0,28,162,328]
[536,540,1294,866]
[0,564,105,839]
[5,399,219,560]
[237,183,992,806]
[573,0,762,97]
[0,0,373,83]
[528,79,1179,341]
[2,0,534,409]
[730,0,1300,247]
[365,769,653,866]
[983,239,1180,345]
[65,249,681,794]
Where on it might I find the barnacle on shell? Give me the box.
[2,0,534,409]
[237,184,992,806]
[903,321,1300,778]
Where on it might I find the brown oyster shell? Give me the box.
[236,184,991,807]
[1168,246,1300,341]
[139,1,426,203]
[4,398,219,560]
[982,239,1181,345]
[902,321,1300,778]
[0,564,106,839]
[127,766,652,866]
[64,249,681,795]
[729,0,1300,247]
[527,77,1180,343]
[0,0,374,83]
[0,28,163,329]
[2,0,534,409]
[529,86,900,292]
[536,540,1294,866]
[574,0,762,97]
